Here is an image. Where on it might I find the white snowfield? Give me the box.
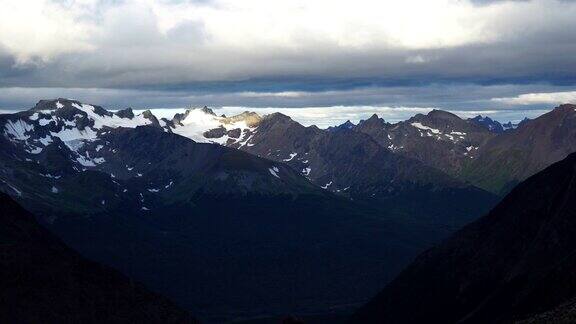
[170,109,258,145]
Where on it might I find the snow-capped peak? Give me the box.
[168,107,261,145]
[2,99,158,161]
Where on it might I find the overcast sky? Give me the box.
[1,0,576,124]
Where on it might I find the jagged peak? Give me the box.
[367,113,380,121]
[358,114,385,127]
[141,110,160,126]
[327,120,355,132]
[222,111,262,127]
[115,108,135,119]
[33,98,81,111]
[426,109,461,120]
[179,106,216,117]
[470,115,494,122]
[264,112,294,122]
[553,103,576,113]
[32,98,111,117]
[200,106,216,115]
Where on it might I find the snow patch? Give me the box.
[40,173,61,179]
[26,146,43,154]
[38,118,54,126]
[411,122,440,134]
[283,152,298,162]
[2,179,22,196]
[269,166,280,178]
[321,181,333,189]
[4,119,33,141]
[38,136,53,146]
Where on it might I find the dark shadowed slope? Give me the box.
[0,193,194,323]
[518,297,576,323]
[351,152,576,324]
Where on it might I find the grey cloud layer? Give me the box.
[0,83,569,110]
[1,0,576,111]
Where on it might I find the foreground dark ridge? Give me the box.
[0,193,195,323]
[351,152,576,323]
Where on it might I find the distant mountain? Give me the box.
[354,110,495,176]
[0,99,497,321]
[461,104,576,194]
[159,106,485,198]
[231,112,468,195]
[221,111,498,230]
[468,115,505,133]
[138,106,496,230]
[0,193,193,323]
[502,117,531,131]
[468,115,531,134]
[351,151,576,324]
[327,120,355,132]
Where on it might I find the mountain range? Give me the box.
[2,98,576,322]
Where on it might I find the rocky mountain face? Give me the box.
[0,193,194,323]
[327,120,355,132]
[232,112,466,196]
[460,104,576,194]
[216,111,498,231]
[354,110,495,176]
[351,152,576,324]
